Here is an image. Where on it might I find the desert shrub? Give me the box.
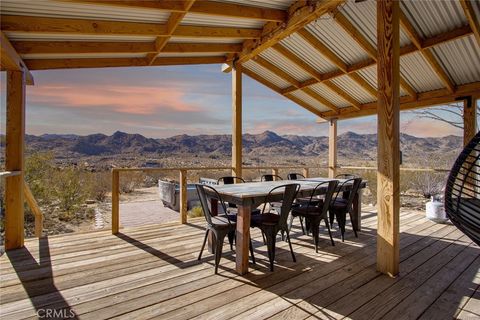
[188,206,204,218]
[25,152,56,207]
[86,171,110,202]
[120,171,144,193]
[52,167,88,216]
[404,170,447,198]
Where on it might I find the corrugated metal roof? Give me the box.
[401,0,467,39]
[289,91,331,113]
[214,0,292,10]
[432,35,480,86]
[169,37,243,44]
[331,75,376,104]
[305,17,370,65]
[259,48,312,82]
[310,83,350,108]
[357,66,409,97]
[157,52,225,58]
[243,60,291,89]
[400,52,445,93]
[4,32,157,42]
[20,52,147,59]
[0,0,171,23]
[280,33,339,74]
[182,12,264,28]
[340,0,411,48]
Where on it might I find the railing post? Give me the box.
[112,170,120,234]
[180,169,188,224]
[271,168,279,179]
[302,168,309,178]
[23,181,43,238]
[328,118,338,178]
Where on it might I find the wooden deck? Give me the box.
[1,208,479,320]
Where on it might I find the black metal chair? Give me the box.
[290,180,338,252]
[196,184,255,273]
[287,173,305,180]
[261,174,283,181]
[335,173,358,200]
[329,178,362,241]
[445,131,480,246]
[250,183,300,271]
[217,176,245,185]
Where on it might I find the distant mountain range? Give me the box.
[1,130,462,163]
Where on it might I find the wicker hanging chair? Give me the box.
[445,130,480,245]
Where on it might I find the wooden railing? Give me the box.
[0,171,44,238]
[110,164,451,234]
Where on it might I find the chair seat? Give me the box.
[211,214,236,228]
[330,198,348,211]
[225,208,261,222]
[291,202,324,216]
[251,212,280,226]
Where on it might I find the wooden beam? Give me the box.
[328,118,338,178]
[13,41,242,55]
[348,72,378,98]
[460,0,480,45]
[24,56,226,70]
[5,71,26,250]
[298,29,348,73]
[67,0,286,22]
[376,0,400,277]
[303,87,339,113]
[179,170,188,224]
[272,43,323,81]
[284,25,471,94]
[463,97,477,146]
[242,68,282,93]
[238,0,344,63]
[232,63,242,178]
[254,56,300,88]
[323,81,361,110]
[400,10,455,93]
[320,81,480,120]
[111,170,119,234]
[400,78,418,100]
[1,32,34,85]
[1,15,261,39]
[23,182,43,238]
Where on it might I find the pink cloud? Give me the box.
[28,84,200,115]
[402,118,462,137]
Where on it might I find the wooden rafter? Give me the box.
[146,0,196,65]
[400,10,455,93]
[333,11,416,99]
[1,15,262,39]
[65,0,286,22]
[323,81,361,110]
[282,25,472,95]
[462,0,480,44]
[238,0,344,63]
[320,81,480,120]
[271,43,323,81]
[302,88,339,113]
[0,32,34,85]
[13,41,242,55]
[24,56,226,70]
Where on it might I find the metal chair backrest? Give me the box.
[336,173,359,179]
[304,180,339,218]
[333,178,362,213]
[287,173,305,180]
[195,184,231,226]
[261,174,283,182]
[217,176,245,185]
[445,131,480,245]
[261,184,301,230]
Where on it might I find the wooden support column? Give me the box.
[328,119,338,178]
[179,169,188,224]
[302,168,309,178]
[232,62,242,178]
[111,170,119,234]
[463,97,477,146]
[5,71,26,250]
[377,0,401,277]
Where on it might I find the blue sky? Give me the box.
[0,64,472,138]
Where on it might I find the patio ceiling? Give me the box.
[1,0,479,120]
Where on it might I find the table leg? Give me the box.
[208,198,218,254]
[352,190,362,231]
[236,204,251,275]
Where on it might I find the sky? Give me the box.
[0,64,474,138]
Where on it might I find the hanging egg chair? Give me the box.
[445,131,480,245]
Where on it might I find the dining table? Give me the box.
[206,177,367,275]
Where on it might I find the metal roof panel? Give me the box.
[331,75,376,104]
[243,60,291,89]
[289,91,331,113]
[310,83,350,108]
[182,12,264,28]
[259,48,313,82]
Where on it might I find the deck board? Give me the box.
[0,208,478,320]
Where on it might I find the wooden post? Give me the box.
[271,168,279,179]
[179,169,188,224]
[232,62,242,178]
[5,71,26,250]
[23,182,43,238]
[328,119,338,178]
[376,0,401,277]
[112,170,119,234]
[463,97,477,146]
[302,168,309,178]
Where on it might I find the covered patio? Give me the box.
[1,0,479,318]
